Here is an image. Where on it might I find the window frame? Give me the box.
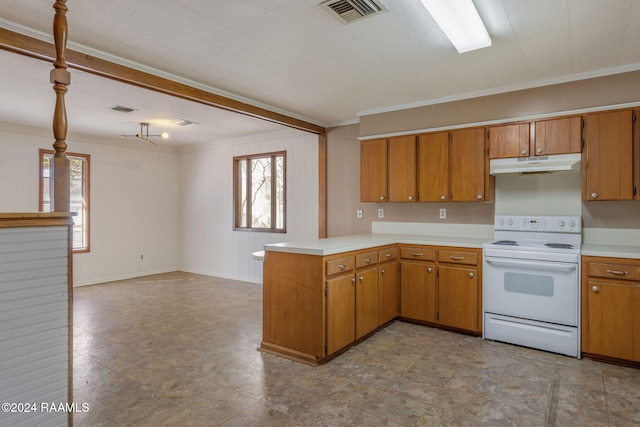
[233,151,286,233]
[39,149,91,253]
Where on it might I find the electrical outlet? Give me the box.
[439,208,446,219]
[356,209,363,219]
[378,208,384,218]
[140,254,144,260]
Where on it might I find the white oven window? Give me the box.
[504,272,554,297]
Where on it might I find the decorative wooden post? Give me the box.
[51,0,70,212]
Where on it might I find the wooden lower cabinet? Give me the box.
[400,260,436,322]
[400,246,482,334]
[327,274,356,355]
[438,265,478,331]
[261,244,482,365]
[356,266,379,339]
[582,256,640,363]
[378,259,400,325]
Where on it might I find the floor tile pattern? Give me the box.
[73,272,640,426]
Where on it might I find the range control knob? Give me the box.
[559,220,566,227]
[499,219,505,225]
[569,221,576,227]
[507,219,513,226]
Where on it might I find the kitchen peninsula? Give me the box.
[260,226,490,365]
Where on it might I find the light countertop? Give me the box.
[581,244,640,260]
[263,233,487,256]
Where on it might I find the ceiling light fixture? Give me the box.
[120,122,168,146]
[419,0,491,53]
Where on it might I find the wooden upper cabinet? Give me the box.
[534,116,582,156]
[488,123,530,159]
[418,131,449,202]
[418,128,487,202]
[450,128,486,202]
[584,109,634,201]
[360,138,388,202]
[388,135,417,202]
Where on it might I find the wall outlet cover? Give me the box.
[439,208,446,219]
[378,208,384,218]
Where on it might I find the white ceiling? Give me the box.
[1,0,640,146]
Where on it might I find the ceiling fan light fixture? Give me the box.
[120,122,168,146]
[419,0,491,53]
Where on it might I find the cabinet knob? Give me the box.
[380,196,385,201]
[408,195,414,200]
[592,285,600,293]
[521,150,528,155]
[536,148,543,154]
[591,193,598,199]
[440,195,446,200]
[427,267,432,273]
[380,269,385,274]
[359,276,364,282]
[476,194,483,200]
[469,273,474,278]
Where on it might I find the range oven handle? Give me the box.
[485,257,577,271]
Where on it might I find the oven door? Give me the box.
[484,256,578,326]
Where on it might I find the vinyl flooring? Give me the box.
[73,271,640,426]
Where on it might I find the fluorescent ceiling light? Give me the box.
[420,0,491,53]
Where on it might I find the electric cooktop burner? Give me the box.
[545,243,574,249]
[494,240,518,246]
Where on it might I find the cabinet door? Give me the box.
[388,135,417,202]
[400,261,436,322]
[326,275,355,355]
[634,285,640,362]
[450,128,486,202]
[585,110,634,201]
[417,132,449,202]
[438,265,478,332]
[360,139,388,202]
[488,123,530,159]
[534,116,582,156]
[378,261,399,325]
[356,266,379,339]
[584,280,633,360]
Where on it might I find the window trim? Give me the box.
[233,151,286,233]
[39,149,91,253]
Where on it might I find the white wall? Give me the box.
[179,128,319,284]
[0,123,180,286]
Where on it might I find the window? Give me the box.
[234,151,285,232]
[39,149,90,252]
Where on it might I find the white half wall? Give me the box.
[179,129,319,284]
[0,123,180,286]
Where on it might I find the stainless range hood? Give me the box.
[490,153,581,175]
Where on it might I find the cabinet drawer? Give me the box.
[588,262,640,282]
[326,256,355,276]
[379,247,398,262]
[401,247,435,261]
[438,250,478,266]
[356,251,378,269]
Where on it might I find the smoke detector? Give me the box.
[320,0,388,24]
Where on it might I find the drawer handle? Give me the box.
[411,253,423,257]
[364,258,372,264]
[386,253,392,258]
[338,264,347,270]
[450,256,464,261]
[607,269,628,275]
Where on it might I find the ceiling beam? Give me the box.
[0,27,327,136]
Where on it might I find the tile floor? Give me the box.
[73,271,640,426]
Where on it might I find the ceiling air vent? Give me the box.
[110,105,137,113]
[320,0,387,24]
